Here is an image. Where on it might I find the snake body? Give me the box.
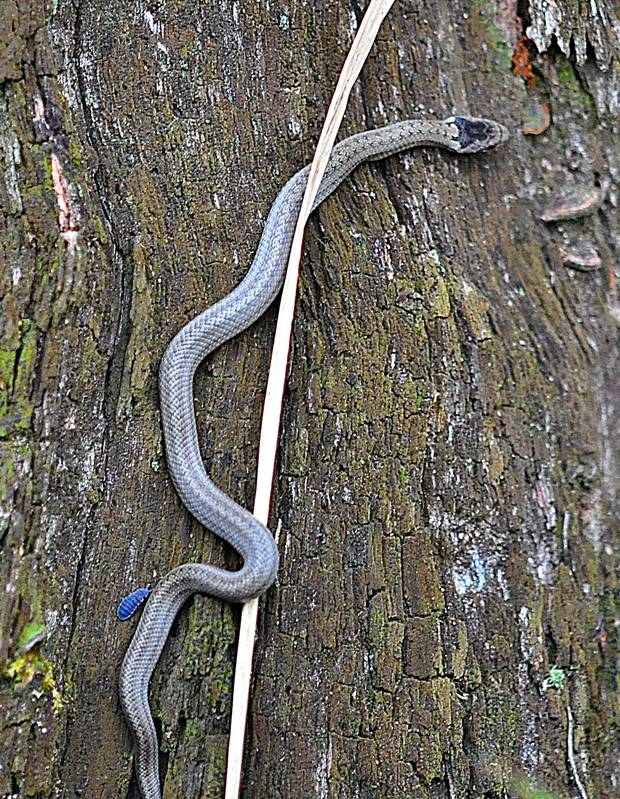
[119,116,507,798]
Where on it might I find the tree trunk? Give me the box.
[1,1,618,798]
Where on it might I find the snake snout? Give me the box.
[447,116,509,153]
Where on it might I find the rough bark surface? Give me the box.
[0,1,618,798]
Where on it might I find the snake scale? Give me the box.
[119,115,508,798]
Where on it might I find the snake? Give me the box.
[119,115,508,798]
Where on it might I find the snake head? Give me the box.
[445,116,509,153]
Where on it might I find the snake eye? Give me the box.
[449,116,508,152]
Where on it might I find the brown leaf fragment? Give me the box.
[522,100,551,135]
[541,179,609,222]
[560,244,602,271]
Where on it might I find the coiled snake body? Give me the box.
[119,116,507,798]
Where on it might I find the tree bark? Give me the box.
[1,1,618,798]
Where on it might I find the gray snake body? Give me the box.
[119,116,507,798]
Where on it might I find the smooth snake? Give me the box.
[119,115,508,798]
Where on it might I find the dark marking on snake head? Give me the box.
[449,116,509,153]
[117,587,152,620]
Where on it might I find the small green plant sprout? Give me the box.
[3,622,63,711]
[151,459,160,472]
[542,665,566,692]
[16,621,46,654]
[512,774,563,799]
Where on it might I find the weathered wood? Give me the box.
[1,2,618,798]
